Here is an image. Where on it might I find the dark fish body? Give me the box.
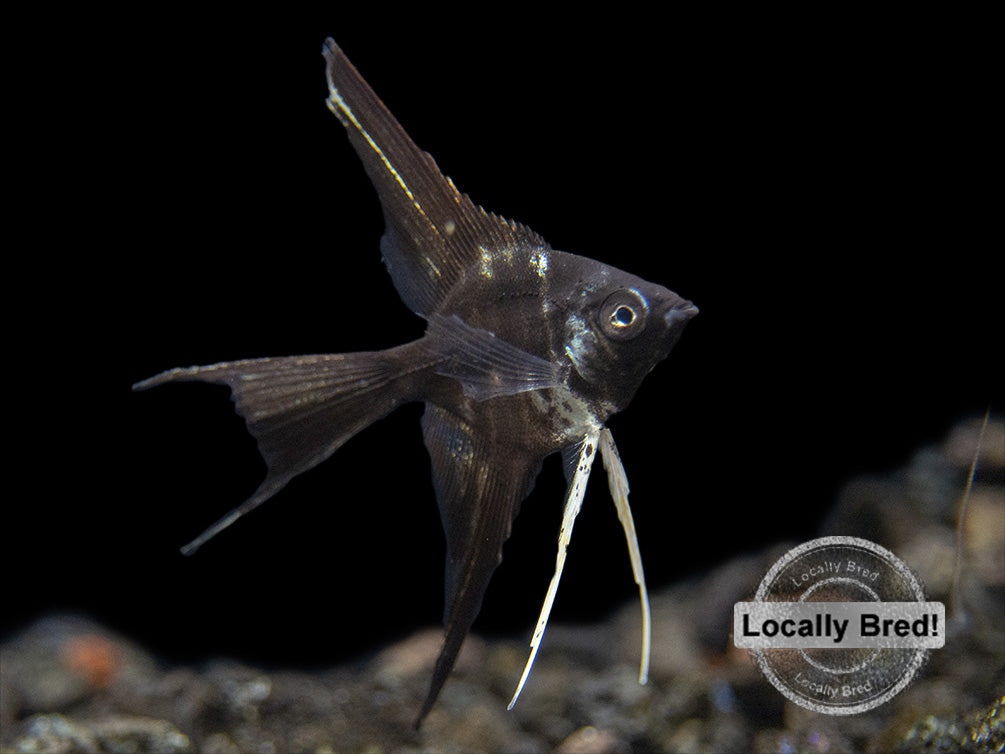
[135,37,696,726]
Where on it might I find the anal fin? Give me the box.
[416,403,542,727]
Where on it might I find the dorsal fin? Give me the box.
[322,37,550,316]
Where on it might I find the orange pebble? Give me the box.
[61,633,120,688]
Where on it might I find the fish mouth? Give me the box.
[663,301,699,329]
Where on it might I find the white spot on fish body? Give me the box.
[424,256,442,278]
[529,387,600,445]
[529,250,549,279]
[478,245,494,278]
[564,313,599,382]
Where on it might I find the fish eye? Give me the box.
[599,289,648,341]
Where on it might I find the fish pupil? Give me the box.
[611,306,636,327]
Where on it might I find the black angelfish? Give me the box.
[135,37,697,726]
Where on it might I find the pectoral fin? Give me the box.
[425,313,565,400]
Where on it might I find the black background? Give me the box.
[8,9,997,670]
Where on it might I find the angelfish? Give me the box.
[134,37,697,726]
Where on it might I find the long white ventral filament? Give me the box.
[508,429,601,710]
[600,427,651,685]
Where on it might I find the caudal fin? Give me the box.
[134,350,416,554]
